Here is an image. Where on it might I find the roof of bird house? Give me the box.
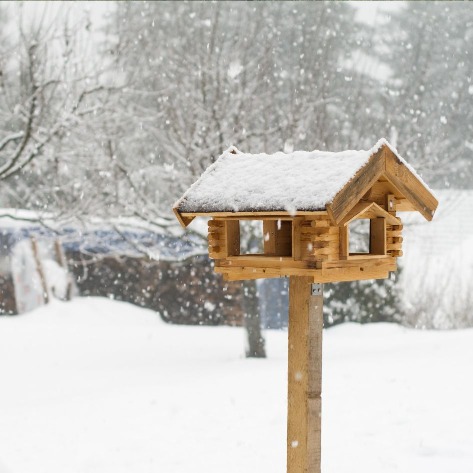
[174,138,438,227]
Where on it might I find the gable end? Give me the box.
[327,144,438,224]
[326,146,386,225]
[384,148,438,221]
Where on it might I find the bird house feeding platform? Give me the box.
[173,138,438,473]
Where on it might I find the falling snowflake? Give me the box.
[227,60,243,79]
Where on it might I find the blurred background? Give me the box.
[0,1,472,343]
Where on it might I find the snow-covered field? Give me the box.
[0,298,472,473]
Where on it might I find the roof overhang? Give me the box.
[174,142,439,229]
[327,144,438,225]
[172,209,328,228]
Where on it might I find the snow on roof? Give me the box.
[176,138,419,214]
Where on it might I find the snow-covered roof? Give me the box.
[175,138,430,218]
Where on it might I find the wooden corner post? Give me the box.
[287,276,323,473]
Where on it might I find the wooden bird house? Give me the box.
[174,139,437,283]
[173,138,438,473]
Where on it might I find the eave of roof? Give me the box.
[174,139,439,228]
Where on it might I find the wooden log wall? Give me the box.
[298,216,340,264]
[386,219,403,257]
[208,219,226,259]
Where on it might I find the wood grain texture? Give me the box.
[173,206,195,228]
[384,148,438,221]
[287,276,323,473]
[293,217,304,261]
[215,257,395,282]
[339,225,349,260]
[225,220,240,256]
[327,147,386,225]
[208,219,226,258]
[264,220,292,256]
[339,201,400,226]
[370,217,386,255]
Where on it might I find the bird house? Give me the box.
[173,138,438,473]
[173,139,438,283]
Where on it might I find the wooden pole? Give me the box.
[287,276,323,473]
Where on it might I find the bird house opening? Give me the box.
[239,219,292,257]
[347,217,387,257]
[239,220,264,254]
[349,219,370,254]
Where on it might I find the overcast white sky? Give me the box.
[15,1,403,30]
[11,1,401,83]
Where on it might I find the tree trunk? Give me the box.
[242,279,266,358]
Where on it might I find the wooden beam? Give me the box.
[263,220,293,256]
[386,193,396,213]
[222,272,282,282]
[339,201,400,226]
[322,255,396,269]
[287,276,323,473]
[370,218,386,255]
[173,206,195,228]
[339,225,349,260]
[225,220,240,256]
[326,146,386,225]
[384,148,438,221]
[215,258,396,282]
[292,217,304,261]
[208,219,227,259]
[179,210,328,219]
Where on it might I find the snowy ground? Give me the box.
[0,298,472,473]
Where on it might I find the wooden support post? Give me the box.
[287,276,323,473]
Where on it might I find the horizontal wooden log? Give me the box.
[216,264,394,283]
[208,235,225,244]
[320,266,393,282]
[322,256,396,269]
[299,220,331,228]
[301,236,339,247]
[216,256,316,270]
[309,240,339,249]
[386,231,402,239]
[387,242,403,251]
[209,252,226,259]
[386,236,403,244]
[313,255,329,262]
[313,244,339,255]
[301,227,339,237]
